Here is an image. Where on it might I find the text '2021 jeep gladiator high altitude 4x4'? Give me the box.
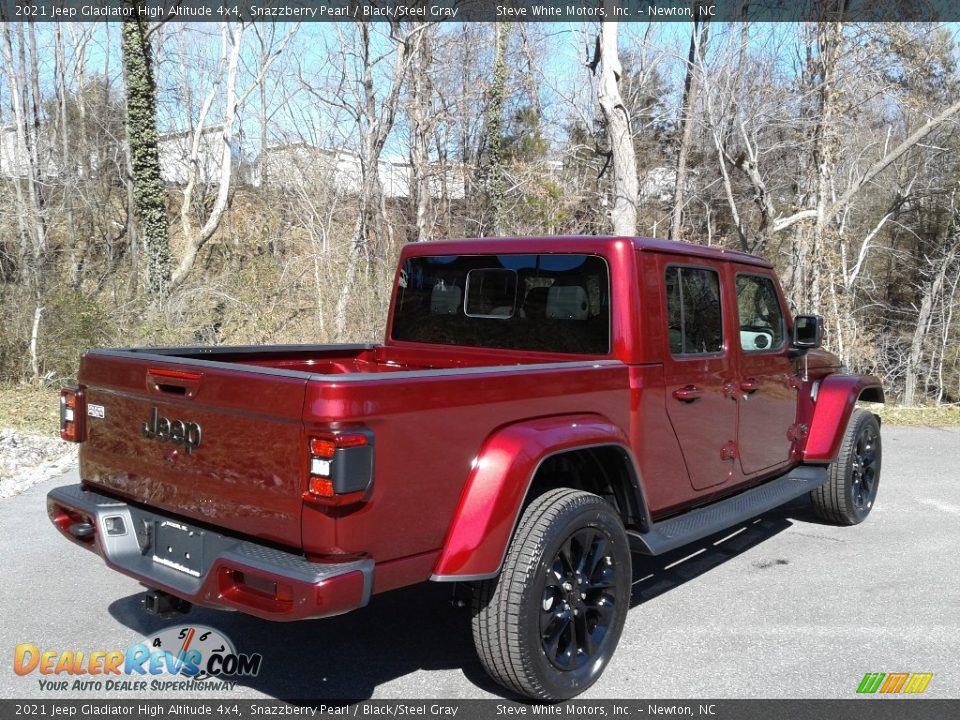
[48,237,883,699]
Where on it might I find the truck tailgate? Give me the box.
[77,352,308,549]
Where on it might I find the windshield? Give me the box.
[391,254,610,355]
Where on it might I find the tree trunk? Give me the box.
[790,9,844,312]
[122,8,170,299]
[334,21,421,339]
[30,306,43,386]
[935,262,960,404]
[596,17,638,236]
[0,23,32,277]
[670,8,710,241]
[169,22,245,292]
[482,22,510,237]
[1,22,47,280]
[904,220,959,406]
[54,24,80,286]
[408,22,436,242]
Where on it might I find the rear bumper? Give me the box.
[46,484,373,621]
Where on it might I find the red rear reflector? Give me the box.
[309,433,367,459]
[309,476,335,497]
[333,433,368,448]
[148,368,202,381]
[309,438,337,459]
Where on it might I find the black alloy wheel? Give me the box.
[811,409,882,525]
[472,488,631,700]
[539,527,619,672]
[850,420,880,512]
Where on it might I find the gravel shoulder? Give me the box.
[0,429,77,500]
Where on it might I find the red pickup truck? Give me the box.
[48,236,883,699]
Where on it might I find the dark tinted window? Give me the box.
[465,269,518,318]
[392,254,610,354]
[665,266,724,355]
[736,274,786,352]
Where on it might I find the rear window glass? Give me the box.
[392,254,610,354]
[465,269,518,318]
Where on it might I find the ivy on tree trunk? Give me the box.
[483,22,510,237]
[122,8,169,299]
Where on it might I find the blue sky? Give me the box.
[7,19,958,165]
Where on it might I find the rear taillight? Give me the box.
[305,431,374,503]
[59,386,86,443]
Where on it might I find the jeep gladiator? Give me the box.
[48,236,884,699]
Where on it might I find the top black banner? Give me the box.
[1,0,959,23]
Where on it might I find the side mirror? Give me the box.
[792,314,823,349]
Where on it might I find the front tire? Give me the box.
[471,488,631,700]
[811,409,882,525]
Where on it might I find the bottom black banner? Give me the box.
[3,699,957,720]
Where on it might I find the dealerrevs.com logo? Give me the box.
[857,672,934,695]
[14,625,261,692]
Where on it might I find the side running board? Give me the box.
[629,465,828,556]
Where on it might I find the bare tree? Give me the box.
[168,22,295,292]
[168,22,245,292]
[407,21,439,242]
[904,211,960,405]
[670,6,710,241]
[593,12,638,236]
[300,21,429,338]
[54,24,80,285]
[1,21,47,281]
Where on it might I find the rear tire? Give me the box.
[811,409,882,525]
[471,488,631,700]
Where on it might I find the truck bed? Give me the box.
[77,343,629,573]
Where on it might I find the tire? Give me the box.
[811,409,882,525]
[471,488,632,700]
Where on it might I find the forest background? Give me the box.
[3,6,960,435]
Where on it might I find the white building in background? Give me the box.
[253,145,362,194]
[0,125,26,178]
[158,126,226,186]
[0,124,58,179]
[3,126,465,199]
[254,142,465,200]
[380,159,411,199]
[2,123,226,187]
[637,167,699,203]
[379,158,466,200]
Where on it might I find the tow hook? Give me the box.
[68,522,95,540]
[143,589,192,618]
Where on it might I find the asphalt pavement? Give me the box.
[2,426,957,700]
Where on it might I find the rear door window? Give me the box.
[665,266,724,355]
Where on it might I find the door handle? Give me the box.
[672,385,704,402]
[740,378,759,393]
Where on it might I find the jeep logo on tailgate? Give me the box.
[142,407,202,454]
